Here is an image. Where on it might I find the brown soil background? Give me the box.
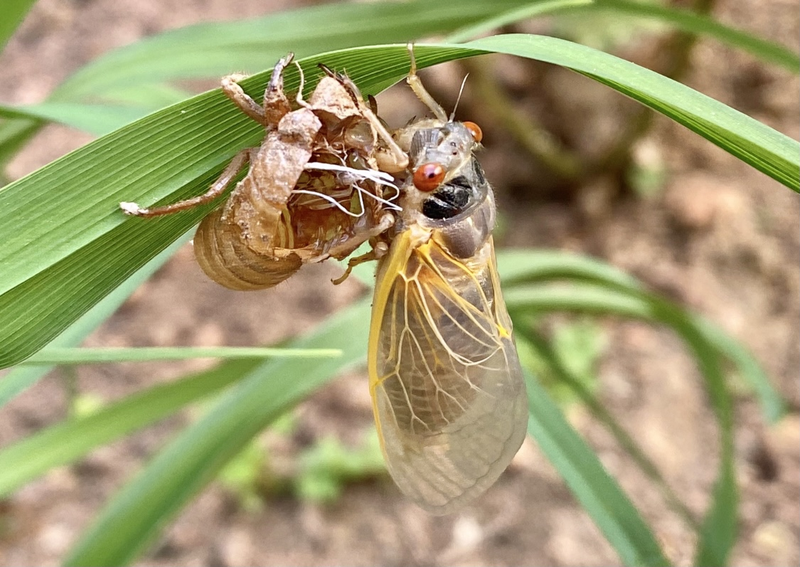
[0,0,798,565]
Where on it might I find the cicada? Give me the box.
[122,49,527,513]
[121,54,406,290]
[366,50,528,514]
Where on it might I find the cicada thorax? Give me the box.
[192,70,398,291]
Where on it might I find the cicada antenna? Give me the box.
[449,73,470,122]
[317,62,336,77]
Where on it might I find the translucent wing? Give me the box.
[368,229,528,514]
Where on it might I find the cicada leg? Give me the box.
[364,104,409,173]
[330,213,394,284]
[120,149,251,217]
[220,75,267,125]
[331,241,389,285]
[312,60,408,173]
[221,53,294,127]
[405,43,448,123]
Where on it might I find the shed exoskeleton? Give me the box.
[122,53,406,289]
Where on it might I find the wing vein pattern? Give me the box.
[369,232,528,514]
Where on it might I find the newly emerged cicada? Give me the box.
[122,53,406,289]
[366,50,528,514]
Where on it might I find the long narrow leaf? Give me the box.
[2,38,795,368]
[0,358,257,498]
[445,0,593,43]
[468,35,799,190]
[49,0,537,103]
[0,0,37,53]
[519,329,699,529]
[580,0,799,71]
[505,283,737,565]
[64,299,372,567]
[0,237,188,408]
[21,347,340,365]
[0,117,39,174]
[0,102,149,136]
[524,369,671,566]
[497,249,784,423]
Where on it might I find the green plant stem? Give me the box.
[61,366,80,420]
[518,325,700,530]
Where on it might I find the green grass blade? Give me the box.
[498,249,642,288]
[49,0,537,103]
[0,237,187,408]
[445,0,593,43]
[694,457,737,565]
[2,1,539,143]
[2,38,795,368]
[524,369,671,566]
[0,117,39,175]
[0,102,151,136]
[497,249,785,423]
[444,0,800,72]
[0,0,37,53]
[64,299,372,567]
[21,346,341,365]
[506,282,737,565]
[692,320,783,423]
[94,83,192,107]
[518,328,699,530]
[0,358,257,498]
[468,35,800,190]
[591,0,799,72]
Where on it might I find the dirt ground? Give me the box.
[0,0,798,565]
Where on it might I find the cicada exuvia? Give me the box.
[122,53,405,290]
[366,49,528,514]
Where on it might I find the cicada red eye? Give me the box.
[413,162,446,192]
[462,121,482,143]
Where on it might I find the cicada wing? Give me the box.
[368,231,528,514]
